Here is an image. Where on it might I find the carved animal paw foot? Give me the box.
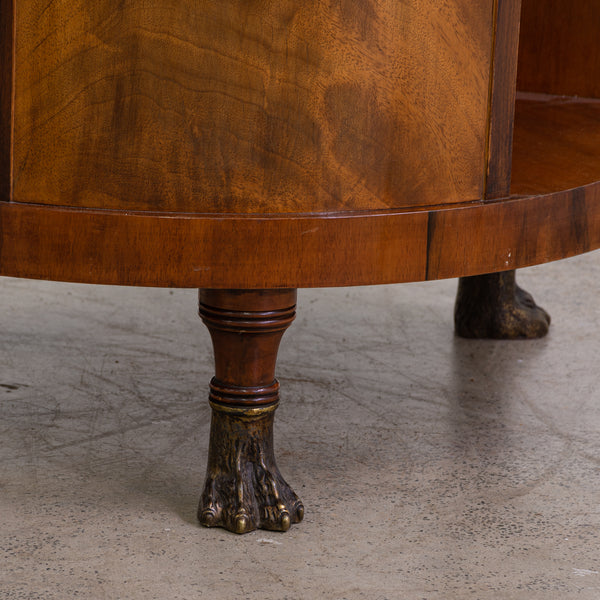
[506,284,551,338]
[198,405,303,534]
[455,271,551,339]
[199,463,304,534]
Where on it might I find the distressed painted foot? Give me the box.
[455,270,551,339]
[198,403,304,534]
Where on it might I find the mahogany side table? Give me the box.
[1,0,598,532]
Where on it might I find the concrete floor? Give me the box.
[1,253,600,599]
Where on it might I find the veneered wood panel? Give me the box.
[0,202,429,287]
[13,0,494,213]
[485,0,522,199]
[517,0,600,98]
[0,0,13,201]
[512,95,600,196]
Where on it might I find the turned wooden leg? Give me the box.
[197,289,303,534]
[454,270,551,339]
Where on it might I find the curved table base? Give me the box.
[0,184,599,288]
[1,187,590,533]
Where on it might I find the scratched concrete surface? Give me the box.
[1,253,600,599]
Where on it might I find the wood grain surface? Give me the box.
[517,0,600,98]
[485,0,521,199]
[0,0,13,201]
[3,0,599,290]
[13,0,494,213]
[425,190,599,281]
[511,94,600,196]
